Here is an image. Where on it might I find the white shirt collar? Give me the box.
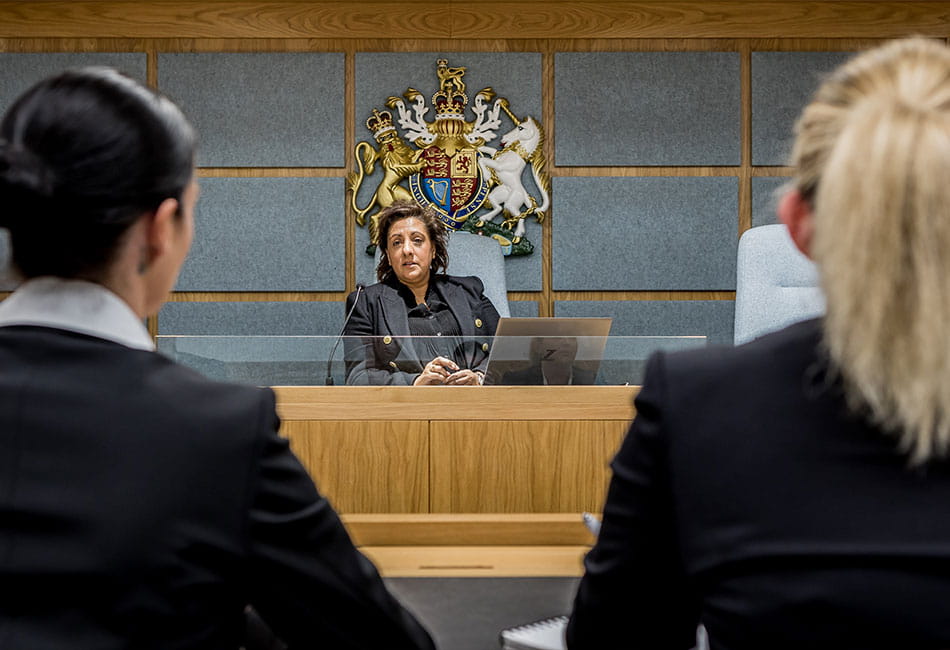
[0,277,154,351]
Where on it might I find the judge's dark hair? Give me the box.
[375,201,449,283]
[0,67,195,280]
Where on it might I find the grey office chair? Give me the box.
[733,224,825,345]
[368,230,511,317]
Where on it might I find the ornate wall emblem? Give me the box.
[348,59,550,257]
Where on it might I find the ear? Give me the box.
[145,197,181,263]
[778,189,815,258]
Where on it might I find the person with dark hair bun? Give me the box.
[342,201,499,385]
[0,68,434,650]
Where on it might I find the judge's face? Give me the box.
[387,217,434,289]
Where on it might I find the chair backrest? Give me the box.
[734,224,825,345]
[366,230,511,317]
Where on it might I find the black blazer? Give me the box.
[0,326,434,650]
[568,319,950,650]
[343,274,499,385]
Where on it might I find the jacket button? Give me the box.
[383,335,392,345]
[481,342,489,352]
[389,361,398,369]
[475,318,483,328]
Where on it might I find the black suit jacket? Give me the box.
[342,274,499,385]
[568,319,950,650]
[0,326,434,650]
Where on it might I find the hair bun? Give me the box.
[0,142,56,230]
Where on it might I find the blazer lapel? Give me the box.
[435,278,480,368]
[436,278,475,338]
[379,283,422,367]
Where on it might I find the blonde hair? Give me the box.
[792,37,950,463]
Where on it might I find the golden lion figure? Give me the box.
[346,129,424,246]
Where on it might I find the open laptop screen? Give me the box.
[483,317,612,386]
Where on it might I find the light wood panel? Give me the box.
[282,419,429,512]
[343,513,596,546]
[0,2,947,39]
[274,385,639,421]
[430,419,627,513]
[361,545,588,577]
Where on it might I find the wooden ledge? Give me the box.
[274,385,638,421]
[343,513,598,546]
[363,545,589,577]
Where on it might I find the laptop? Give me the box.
[483,317,612,386]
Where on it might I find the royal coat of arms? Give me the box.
[347,59,550,257]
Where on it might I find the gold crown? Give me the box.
[365,108,395,138]
[432,89,468,120]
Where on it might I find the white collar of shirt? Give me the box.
[0,277,154,351]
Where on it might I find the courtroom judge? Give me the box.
[568,38,950,649]
[343,201,499,385]
[0,67,434,649]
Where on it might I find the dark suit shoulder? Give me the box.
[141,351,275,438]
[658,318,822,388]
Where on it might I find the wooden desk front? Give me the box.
[273,386,637,515]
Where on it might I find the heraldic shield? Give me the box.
[347,58,550,257]
[411,146,490,229]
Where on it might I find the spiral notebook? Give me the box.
[499,615,567,650]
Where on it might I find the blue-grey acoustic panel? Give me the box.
[556,299,735,346]
[158,300,343,335]
[509,301,539,318]
[752,51,854,166]
[0,53,146,117]
[176,177,345,291]
[553,177,738,291]
[158,53,344,167]
[157,301,346,385]
[353,52,543,292]
[555,52,740,166]
[752,177,791,227]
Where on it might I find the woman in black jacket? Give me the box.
[343,201,499,386]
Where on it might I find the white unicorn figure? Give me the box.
[477,116,551,239]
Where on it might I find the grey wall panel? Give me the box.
[0,54,146,291]
[159,300,343,335]
[177,178,345,291]
[556,299,734,346]
[157,301,345,385]
[0,53,146,116]
[158,53,344,167]
[752,177,791,227]
[752,51,854,166]
[555,52,740,166]
[553,177,738,291]
[353,52,544,292]
[509,301,539,318]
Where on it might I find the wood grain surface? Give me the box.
[282,419,429,512]
[0,2,946,39]
[429,419,627,513]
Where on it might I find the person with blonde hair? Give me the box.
[568,38,950,649]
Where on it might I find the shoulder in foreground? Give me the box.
[660,318,823,381]
[147,352,273,417]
